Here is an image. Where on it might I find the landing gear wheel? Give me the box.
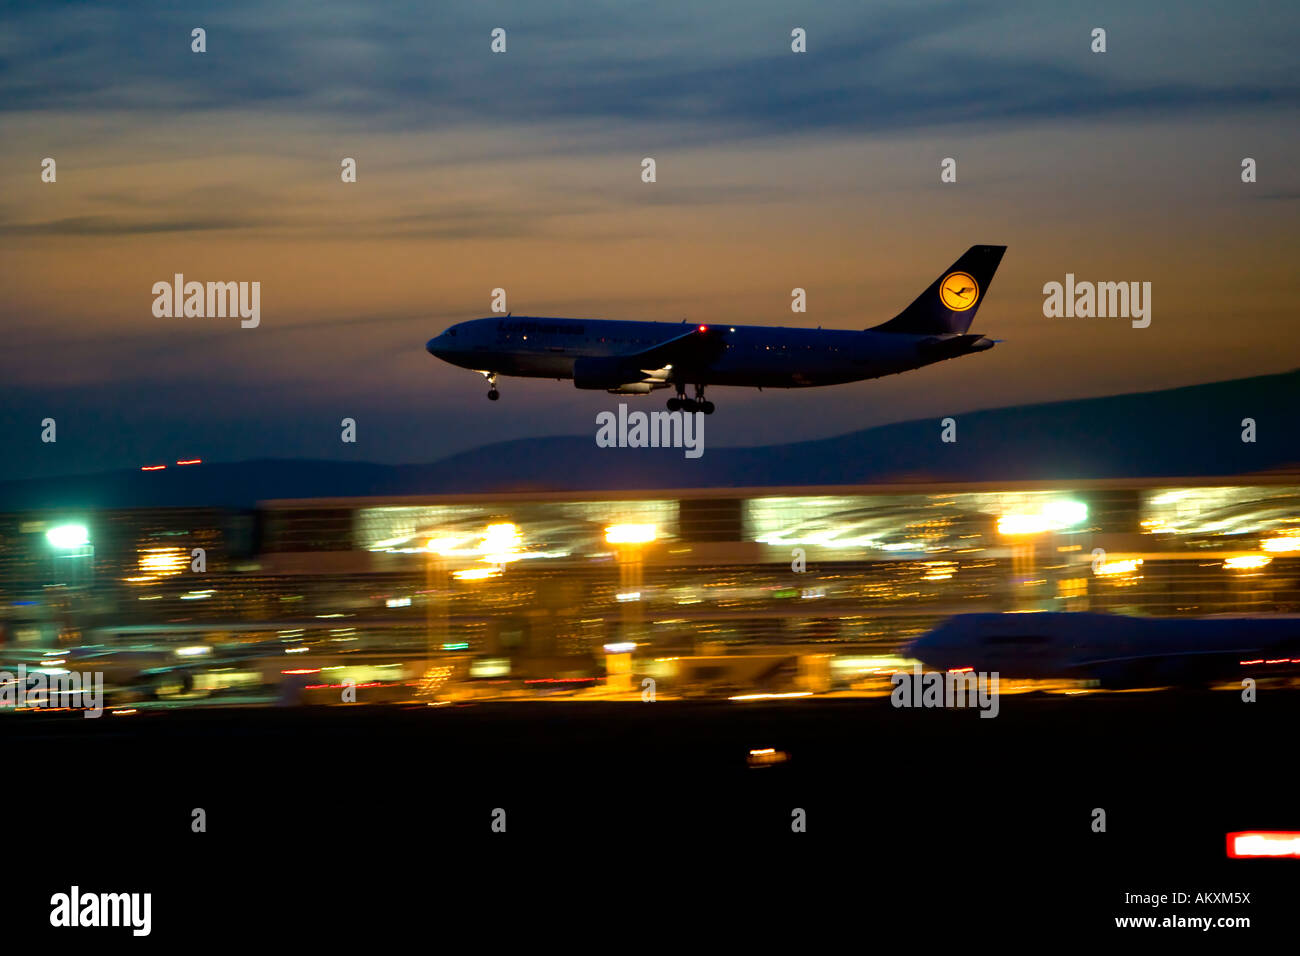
[666,397,682,411]
[682,399,699,413]
[688,384,712,414]
[487,388,500,401]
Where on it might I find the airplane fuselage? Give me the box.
[427,316,983,389]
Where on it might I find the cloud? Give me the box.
[0,214,259,235]
[2,0,1295,142]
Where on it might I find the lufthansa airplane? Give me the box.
[426,245,1005,414]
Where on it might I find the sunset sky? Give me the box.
[2,0,1297,479]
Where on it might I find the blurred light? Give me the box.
[46,524,89,549]
[999,513,1046,535]
[831,656,908,674]
[469,658,510,678]
[729,692,813,701]
[1225,555,1271,570]
[386,596,412,608]
[998,500,1087,535]
[282,668,320,675]
[605,523,657,545]
[615,591,641,602]
[179,590,214,600]
[425,535,470,555]
[1261,535,1300,553]
[604,642,636,654]
[1227,832,1300,858]
[1096,558,1142,576]
[747,747,789,767]
[284,646,310,654]
[481,523,522,564]
[453,567,500,581]
[441,642,469,651]
[138,547,186,576]
[176,458,201,465]
[140,464,166,471]
[175,646,211,657]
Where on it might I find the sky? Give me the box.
[1,0,1297,480]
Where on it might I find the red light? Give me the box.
[1227,831,1300,858]
[698,325,707,332]
[281,668,320,675]
[176,458,202,466]
[523,677,596,684]
[140,465,166,471]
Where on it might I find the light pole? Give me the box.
[604,524,656,696]
[46,523,93,645]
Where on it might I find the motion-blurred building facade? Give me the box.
[1,478,1298,701]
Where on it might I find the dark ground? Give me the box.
[5,692,1297,943]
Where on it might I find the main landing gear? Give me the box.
[482,371,500,401]
[667,383,715,415]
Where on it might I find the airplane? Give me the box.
[905,611,1300,688]
[426,244,1006,413]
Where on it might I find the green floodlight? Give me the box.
[46,524,89,550]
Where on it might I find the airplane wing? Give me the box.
[619,324,728,371]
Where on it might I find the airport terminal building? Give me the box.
[2,477,1298,693]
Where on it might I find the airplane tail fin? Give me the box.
[869,244,1006,335]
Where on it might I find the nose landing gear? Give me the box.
[483,371,500,401]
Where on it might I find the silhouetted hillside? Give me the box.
[2,370,1295,510]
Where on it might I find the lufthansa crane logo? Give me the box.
[939,272,979,311]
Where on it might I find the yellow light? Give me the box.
[1095,558,1142,576]
[480,523,522,564]
[997,500,1087,535]
[1262,535,1300,553]
[1225,555,1271,570]
[605,523,657,544]
[453,567,500,581]
[138,546,187,576]
[997,514,1047,535]
[425,535,469,555]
